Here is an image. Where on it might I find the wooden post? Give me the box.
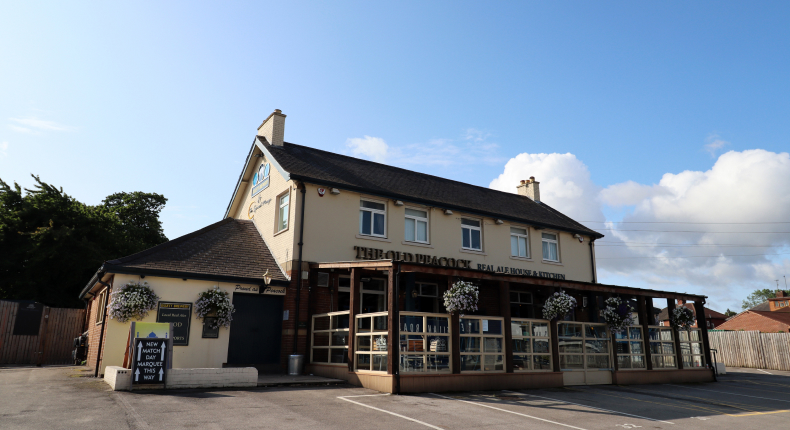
[449,276,461,374]
[499,281,513,373]
[549,288,561,372]
[693,301,714,368]
[667,299,684,369]
[609,294,619,372]
[638,296,653,370]
[387,266,398,375]
[347,268,361,371]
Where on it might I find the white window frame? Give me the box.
[399,312,452,373]
[404,208,429,244]
[360,278,387,314]
[648,326,678,369]
[615,326,646,370]
[511,318,552,371]
[541,231,560,262]
[276,190,290,233]
[310,311,350,366]
[459,316,505,372]
[510,226,530,258]
[355,312,389,372]
[679,328,705,368]
[359,199,387,238]
[95,288,108,325]
[461,218,483,251]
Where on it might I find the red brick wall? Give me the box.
[85,287,111,374]
[716,311,790,333]
[279,270,311,371]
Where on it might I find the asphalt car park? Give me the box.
[2,365,790,429]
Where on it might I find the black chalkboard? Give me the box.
[156,302,191,346]
[133,338,167,384]
[202,317,219,338]
[13,302,43,336]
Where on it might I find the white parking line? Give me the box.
[756,369,773,375]
[665,384,790,404]
[337,395,444,429]
[429,392,588,430]
[502,390,675,425]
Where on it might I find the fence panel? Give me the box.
[0,301,86,365]
[709,331,790,371]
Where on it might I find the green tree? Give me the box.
[741,289,776,310]
[0,175,168,308]
[724,308,737,317]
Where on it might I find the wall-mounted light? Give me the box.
[443,209,453,215]
[330,188,340,195]
[495,219,504,225]
[394,200,404,206]
[412,290,418,298]
[263,269,272,285]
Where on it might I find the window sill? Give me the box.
[460,248,486,256]
[273,227,290,237]
[402,240,433,248]
[541,260,563,266]
[355,234,391,243]
[509,256,533,262]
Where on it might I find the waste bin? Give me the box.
[288,354,304,376]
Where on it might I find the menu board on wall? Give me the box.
[156,302,192,346]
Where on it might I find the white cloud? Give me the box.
[346,135,390,163]
[704,133,729,157]
[0,141,7,157]
[488,148,790,312]
[488,152,605,223]
[8,117,76,133]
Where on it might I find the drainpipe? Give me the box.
[292,183,307,355]
[393,262,401,395]
[93,276,111,378]
[589,238,597,283]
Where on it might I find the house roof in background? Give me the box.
[262,139,604,238]
[104,218,286,283]
[657,303,726,321]
[716,310,790,332]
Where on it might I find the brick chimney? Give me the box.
[516,177,540,202]
[257,109,286,146]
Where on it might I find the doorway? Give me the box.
[227,293,283,373]
[557,322,613,385]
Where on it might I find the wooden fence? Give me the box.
[708,330,790,371]
[0,300,86,365]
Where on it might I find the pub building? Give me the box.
[80,110,715,392]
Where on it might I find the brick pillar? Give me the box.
[499,281,513,373]
[638,296,653,370]
[667,299,684,369]
[347,268,361,371]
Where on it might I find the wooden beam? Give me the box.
[499,281,513,373]
[638,296,653,371]
[347,268,361,371]
[311,261,393,270]
[450,276,461,374]
[387,265,398,376]
[667,299,684,370]
[694,301,714,369]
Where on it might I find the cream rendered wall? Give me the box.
[100,274,256,375]
[231,156,297,275]
[299,183,596,283]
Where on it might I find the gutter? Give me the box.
[94,277,112,378]
[292,183,307,355]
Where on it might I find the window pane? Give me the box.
[279,203,289,230]
[513,355,531,371]
[510,227,527,235]
[356,354,371,370]
[460,355,481,371]
[361,293,385,313]
[484,320,502,335]
[459,318,480,334]
[678,331,689,342]
[363,279,386,291]
[374,316,388,331]
[532,323,549,337]
[373,213,385,235]
[373,335,388,351]
[484,355,504,371]
[462,228,470,248]
[420,284,438,297]
[428,336,449,352]
[313,333,329,347]
[332,332,348,346]
[360,210,371,235]
[361,201,385,210]
[357,317,371,332]
[401,335,424,352]
[533,339,550,353]
[534,355,552,370]
[513,339,531,353]
[510,236,518,256]
[558,339,583,353]
[691,343,702,354]
[460,337,481,352]
[425,355,450,372]
[630,341,643,354]
[404,218,415,241]
[471,229,481,250]
[461,218,480,227]
[662,342,675,354]
[484,338,502,353]
[357,336,371,351]
[632,355,645,369]
[405,208,427,218]
[616,341,630,354]
[333,314,349,329]
[558,323,582,337]
[372,354,388,371]
[617,355,632,369]
[518,237,527,257]
[542,232,557,241]
[587,355,610,369]
[426,316,449,334]
[401,355,424,372]
[586,340,609,354]
[586,325,608,339]
[543,241,558,261]
[417,220,428,242]
[401,315,422,332]
[629,327,643,339]
[513,320,530,337]
[280,194,289,206]
[560,355,584,370]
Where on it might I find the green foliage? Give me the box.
[741,289,776,310]
[725,308,737,317]
[0,175,168,308]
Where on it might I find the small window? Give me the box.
[542,232,559,262]
[360,200,386,237]
[510,227,529,258]
[404,208,429,243]
[277,192,290,232]
[95,289,108,324]
[461,218,482,251]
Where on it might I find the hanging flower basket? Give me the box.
[107,281,159,323]
[195,286,235,329]
[542,290,577,321]
[443,280,479,315]
[671,306,695,330]
[602,297,635,334]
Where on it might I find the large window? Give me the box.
[459,317,504,372]
[356,312,388,372]
[311,311,350,365]
[510,291,534,319]
[679,329,705,368]
[361,278,387,313]
[414,282,438,313]
[510,227,529,258]
[461,218,482,251]
[359,200,386,237]
[337,276,350,311]
[512,319,551,371]
[648,326,677,369]
[404,208,429,243]
[615,327,646,369]
[542,232,559,262]
[399,313,451,373]
[558,322,611,370]
[276,192,290,232]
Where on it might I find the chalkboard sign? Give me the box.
[133,338,167,384]
[202,317,219,338]
[13,301,44,336]
[156,302,191,346]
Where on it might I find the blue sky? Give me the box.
[2,2,789,311]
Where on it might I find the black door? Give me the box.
[227,294,283,369]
